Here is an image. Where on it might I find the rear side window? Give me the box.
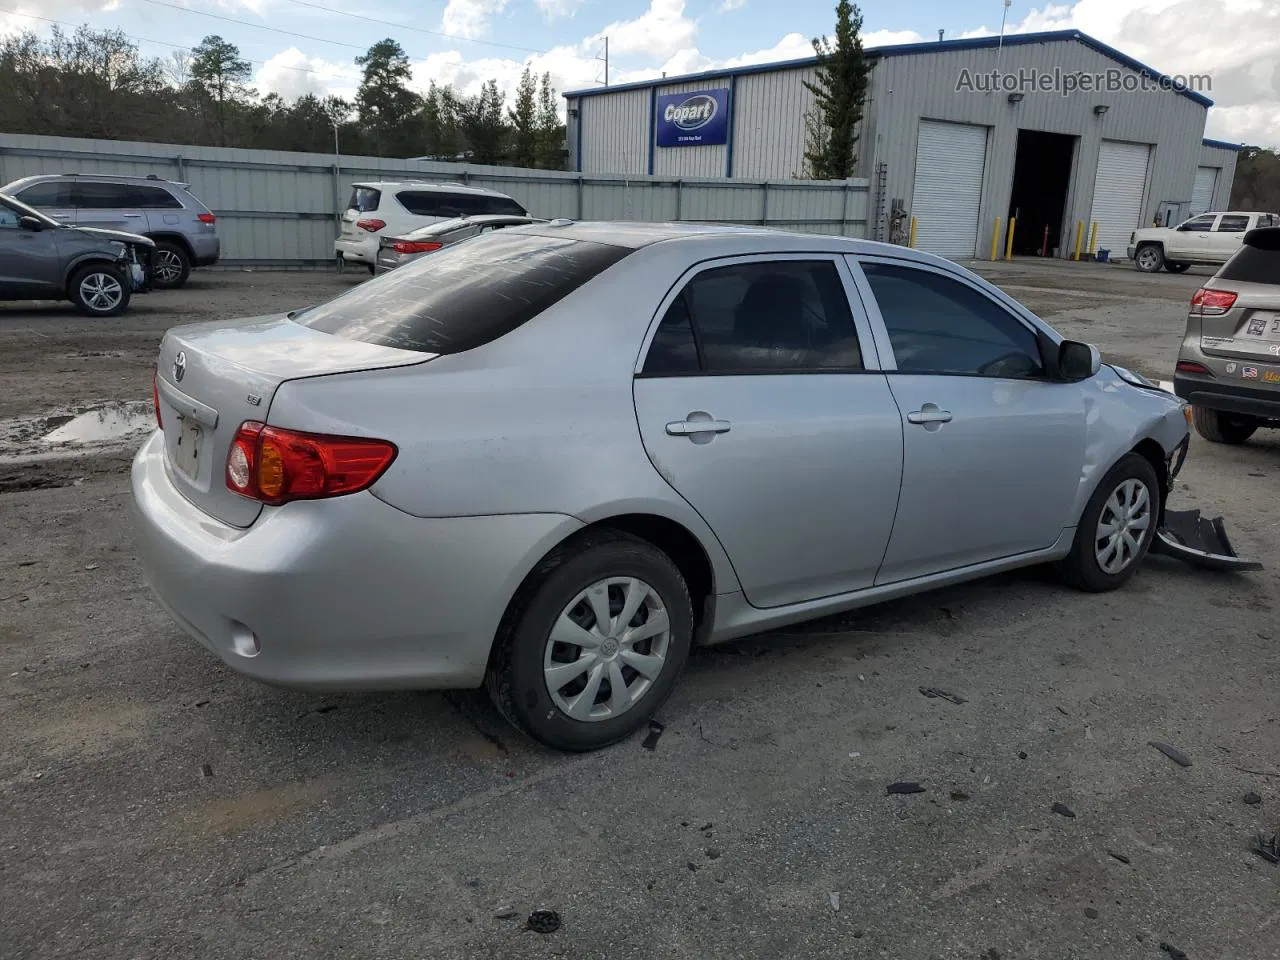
[15,181,72,207]
[347,187,381,213]
[127,185,183,209]
[1216,214,1250,233]
[294,231,631,354]
[1219,230,1280,284]
[396,190,526,218]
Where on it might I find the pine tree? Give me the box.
[355,39,420,157]
[190,35,252,147]
[802,1,874,180]
[508,67,538,168]
[534,72,564,170]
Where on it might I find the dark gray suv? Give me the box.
[0,173,219,289]
[0,193,154,316]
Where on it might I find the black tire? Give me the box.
[1058,453,1160,592]
[1164,261,1191,273]
[68,263,131,317]
[1193,406,1258,444]
[151,241,191,289]
[1134,243,1164,273]
[486,531,694,752]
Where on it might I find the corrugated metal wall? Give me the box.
[579,89,649,176]
[733,66,820,179]
[0,133,869,263]
[1198,143,1240,211]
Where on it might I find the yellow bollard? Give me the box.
[1004,216,1017,260]
[1073,221,1084,261]
[1088,222,1099,257]
[990,217,1002,261]
[908,216,917,248]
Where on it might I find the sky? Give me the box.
[0,0,1276,147]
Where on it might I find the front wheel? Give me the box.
[69,264,131,317]
[1058,453,1160,592]
[1134,244,1164,273]
[1193,406,1258,444]
[486,532,694,752]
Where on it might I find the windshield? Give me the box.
[0,192,60,227]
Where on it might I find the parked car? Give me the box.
[0,173,218,289]
[0,192,153,316]
[374,214,548,274]
[1128,211,1279,273]
[1173,225,1280,443]
[334,181,528,273]
[136,222,1239,753]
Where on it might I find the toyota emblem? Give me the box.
[173,350,186,383]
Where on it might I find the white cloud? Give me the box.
[440,0,509,40]
[0,0,116,35]
[862,28,926,47]
[588,0,697,60]
[719,0,746,11]
[534,0,586,17]
[256,47,357,101]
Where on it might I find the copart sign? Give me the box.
[655,89,730,148]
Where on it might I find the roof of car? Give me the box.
[1198,211,1275,217]
[3,173,184,187]
[351,180,516,198]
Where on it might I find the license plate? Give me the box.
[174,417,203,479]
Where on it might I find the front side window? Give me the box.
[861,261,1043,379]
[15,182,71,207]
[1181,214,1217,231]
[641,260,863,376]
[0,203,20,229]
[294,231,631,355]
[1216,214,1250,233]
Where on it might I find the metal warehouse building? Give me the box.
[564,29,1241,261]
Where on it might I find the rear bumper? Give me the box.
[335,236,377,265]
[190,234,220,267]
[1174,374,1280,420]
[131,431,582,691]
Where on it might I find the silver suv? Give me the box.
[0,173,220,289]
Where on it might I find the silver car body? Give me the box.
[375,215,548,274]
[133,222,1190,692]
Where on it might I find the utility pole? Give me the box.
[604,36,609,86]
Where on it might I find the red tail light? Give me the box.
[1190,288,1238,315]
[153,371,162,430]
[391,240,444,254]
[197,212,216,225]
[356,218,387,233]
[226,421,397,506]
[1176,360,1212,376]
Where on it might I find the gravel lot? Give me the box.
[2,258,1278,960]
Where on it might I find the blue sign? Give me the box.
[655,88,730,148]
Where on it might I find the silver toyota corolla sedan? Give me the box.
[134,221,1201,752]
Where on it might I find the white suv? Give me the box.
[334,181,529,272]
[1128,211,1279,273]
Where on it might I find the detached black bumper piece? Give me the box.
[1153,509,1263,572]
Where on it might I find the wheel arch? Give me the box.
[145,232,195,258]
[1129,437,1170,525]
[63,255,125,290]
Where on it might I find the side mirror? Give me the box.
[19,215,44,232]
[1059,340,1101,381]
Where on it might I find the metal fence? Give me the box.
[0,134,871,266]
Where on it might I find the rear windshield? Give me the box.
[396,190,526,218]
[347,187,382,213]
[1219,229,1280,284]
[294,231,632,354]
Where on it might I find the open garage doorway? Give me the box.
[1008,130,1076,257]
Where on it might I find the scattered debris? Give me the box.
[950,790,970,802]
[858,674,866,682]
[1252,832,1280,864]
[919,686,967,705]
[1018,751,1028,760]
[986,949,1003,960]
[1085,908,1099,919]
[887,781,926,795]
[194,700,210,708]
[1243,792,1262,806]
[18,560,37,567]
[1052,802,1077,819]
[829,892,840,911]
[853,929,865,939]
[1160,942,1189,960]
[1234,766,1280,780]
[493,907,516,920]
[1056,706,1070,717]
[83,563,99,571]
[466,879,481,888]
[526,909,561,934]
[641,720,665,751]
[1149,741,1193,768]
[714,874,726,884]
[848,751,861,759]
[687,862,698,872]
[699,822,713,831]
[1107,850,1131,865]
[705,848,721,860]
[201,763,213,778]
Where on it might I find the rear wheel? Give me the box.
[486,532,693,752]
[1058,453,1159,592]
[69,264,130,317]
[152,241,191,288]
[1193,406,1259,444]
[1134,243,1164,273]
[1164,261,1191,273]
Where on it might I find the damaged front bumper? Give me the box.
[120,243,154,293]
[1152,434,1263,571]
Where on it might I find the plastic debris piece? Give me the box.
[1149,741,1193,767]
[1052,802,1077,818]
[1018,751,1028,760]
[1160,943,1189,960]
[494,907,516,920]
[950,790,970,802]
[848,751,861,759]
[1107,850,1130,864]
[887,781,926,795]
[705,848,721,860]
[829,892,840,911]
[919,686,967,704]
[201,763,213,778]
[641,720,664,751]
[1252,832,1280,864]
[1243,792,1262,806]
[1085,908,1099,919]
[526,909,561,934]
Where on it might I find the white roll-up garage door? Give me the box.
[1089,140,1151,259]
[911,120,988,259]
[1191,166,1218,216]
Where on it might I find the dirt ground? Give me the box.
[2,258,1278,960]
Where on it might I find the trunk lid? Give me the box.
[1197,278,1280,365]
[155,314,430,527]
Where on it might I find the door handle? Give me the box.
[666,418,731,436]
[122,213,142,218]
[907,405,953,425]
